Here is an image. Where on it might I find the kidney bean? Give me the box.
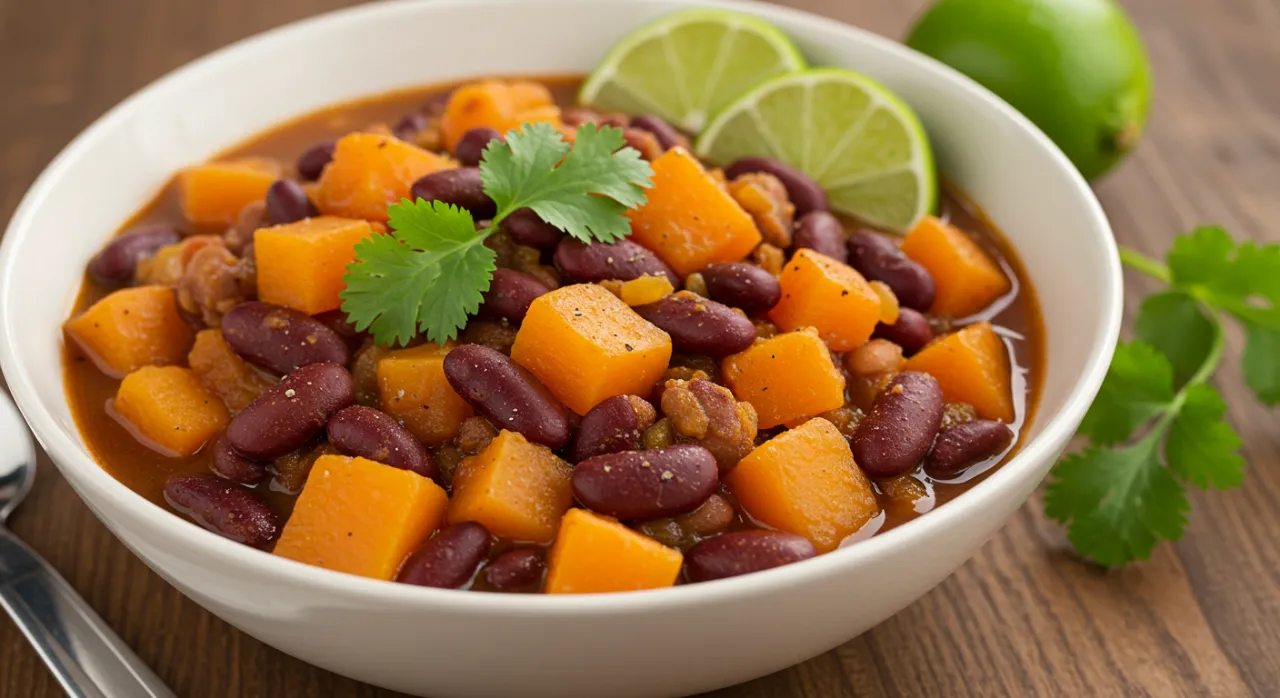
[847,230,936,311]
[573,444,719,520]
[398,523,492,589]
[500,207,563,249]
[851,371,944,478]
[635,291,756,357]
[701,262,781,315]
[629,114,684,151]
[443,345,570,448]
[553,238,678,286]
[296,141,335,181]
[410,167,496,220]
[684,531,817,583]
[221,301,350,375]
[570,395,657,462]
[478,269,550,324]
[312,309,361,342]
[484,548,545,592]
[327,405,437,479]
[725,156,828,215]
[927,419,1014,476]
[455,126,504,168]
[792,211,848,263]
[226,363,354,460]
[265,179,318,224]
[163,474,279,548]
[210,435,268,485]
[872,307,934,355]
[393,112,429,141]
[87,225,181,284]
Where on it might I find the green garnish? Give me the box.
[1046,227,1279,566]
[340,122,653,346]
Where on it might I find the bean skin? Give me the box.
[327,405,436,480]
[221,302,350,375]
[635,291,756,357]
[484,549,545,592]
[226,363,355,460]
[501,207,564,249]
[553,238,678,286]
[926,419,1014,476]
[410,167,496,220]
[210,435,268,485]
[684,531,817,583]
[265,179,318,224]
[87,225,181,284]
[399,523,492,589]
[443,344,571,448]
[570,395,658,462]
[296,141,335,181]
[847,231,936,311]
[478,268,550,323]
[701,262,781,315]
[572,444,719,520]
[851,371,944,478]
[163,474,279,548]
[792,211,848,263]
[872,307,935,355]
[629,114,684,151]
[725,156,829,215]
[454,127,504,168]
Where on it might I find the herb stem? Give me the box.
[1119,246,1171,283]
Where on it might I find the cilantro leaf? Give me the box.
[1077,342,1175,445]
[1242,322,1280,404]
[1166,226,1250,298]
[1135,292,1214,389]
[1165,385,1244,489]
[340,199,495,346]
[482,122,653,244]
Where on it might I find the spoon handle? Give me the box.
[0,529,175,698]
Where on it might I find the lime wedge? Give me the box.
[579,9,807,133]
[696,69,936,232]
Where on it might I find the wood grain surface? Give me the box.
[2,0,1278,696]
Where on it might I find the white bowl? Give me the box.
[0,1,1121,696]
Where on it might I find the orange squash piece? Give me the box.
[447,431,574,544]
[511,284,672,415]
[187,329,273,412]
[769,249,882,351]
[64,286,193,379]
[179,158,280,226]
[905,321,1014,422]
[722,328,846,429]
[377,343,474,445]
[113,366,229,457]
[274,455,448,580]
[545,509,683,594]
[727,418,880,553]
[439,80,563,152]
[315,132,456,222]
[901,215,1011,318]
[619,274,675,306]
[255,216,375,314]
[627,148,762,276]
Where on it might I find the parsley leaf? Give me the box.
[1076,342,1174,445]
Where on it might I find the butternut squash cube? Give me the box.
[274,455,448,580]
[64,286,193,379]
[902,216,1011,318]
[727,418,880,553]
[722,328,846,429]
[315,133,456,222]
[511,284,672,415]
[627,148,762,276]
[113,366,229,457]
[377,343,473,445]
[769,249,882,351]
[439,80,563,151]
[187,329,273,412]
[180,158,280,226]
[447,431,574,544]
[254,216,375,314]
[905,321,1014,422]
[545,509,683,594]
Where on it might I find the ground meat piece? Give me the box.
[224,201,266,255]
[751,243,786,277]
[638,494,736,549]
[484,231,519,268]
[819,406,865,444]
[272,441,339,494]
[135,235,220,287]
[728,173,795,247]
[523,264,561,290]
[622,127,665,161]
[456,416,498,454]
[660,378,758,471]
[752,319,778,340]
[350,342,390,408]
[433,446,465,490]
[463,320,518,355]
[663,366,710,383]
[941,402,979,430]
[670,354,721,384]
[177,240,256,327]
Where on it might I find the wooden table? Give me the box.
[2,0,1277,695]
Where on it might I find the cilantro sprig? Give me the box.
[1045,227,1279,566]
[340,122,653,345]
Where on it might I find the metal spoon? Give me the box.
[0,390,174,697]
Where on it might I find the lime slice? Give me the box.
[696,68,936,232]
[579,9,807,133]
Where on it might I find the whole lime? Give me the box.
[906,0,1152,180]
